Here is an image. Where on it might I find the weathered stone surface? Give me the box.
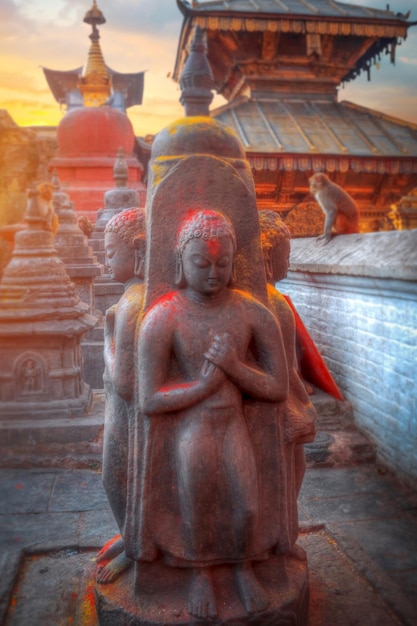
[0,187,96,428]
[3,464,416,626]
[282,232,417,485]
[52,173,103,314]
[98,208,146,586]
[95,555,309,626]
[289,230,417,280]
[94,29,311,625]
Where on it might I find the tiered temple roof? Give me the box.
[42,1,144,111]
[42,66,145,111]
[173,0,417,232]
[174,0,414,93]
[212,98,417,172]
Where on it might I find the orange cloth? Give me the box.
[283,294,343,400]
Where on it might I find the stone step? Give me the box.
[0,392,105,470]
[306,387,376,468]
[310,387,354,430]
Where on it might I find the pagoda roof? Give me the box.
[211,96,417,172]
[174,0,415,91]
[178,0,412,22]
[42,66,144,109]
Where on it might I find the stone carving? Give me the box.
[259,210,316,548]
[259,209,343,400]
[309,173,360,243]
[95,25,310,626]
[97,207,146,584]
[127,209,287,620]
[20,357,42,394]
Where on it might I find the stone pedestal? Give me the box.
[95,554,309,626]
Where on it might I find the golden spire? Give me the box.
[78,1,111,107]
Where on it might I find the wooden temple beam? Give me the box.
[247,154,417,176]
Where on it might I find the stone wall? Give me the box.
[280,230,417,486]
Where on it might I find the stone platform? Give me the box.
[96,555,308,625]
[0,392,105,470]
[1,465,416,625]
[305,387,376,468]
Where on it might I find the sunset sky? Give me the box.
[0,0,416,137]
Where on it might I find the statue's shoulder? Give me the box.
[267,284,292,313]
[142,291,182,326]
[230,288,275,318]
[118,283,145,311]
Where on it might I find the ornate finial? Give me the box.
[113,147,128,188]
[180,25,214,117]
[84,1,106,43]
[79,1,111,106]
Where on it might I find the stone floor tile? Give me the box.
[297,503,312,523]
[299,466,408,501]
[77,508,119,548]
[0,512,80,552]
[340,517,417,573]
[49,470,107,512]
[303,531,403,626]
[0,470,57,514]
[4,550,96,626]
[301,491,403,523]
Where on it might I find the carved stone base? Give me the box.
[95,553,309,625]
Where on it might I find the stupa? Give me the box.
[52,171,103,315]
[92,147,141,315]
[0,186,96,432]
[45,1,146,223]
[173,0,417,235]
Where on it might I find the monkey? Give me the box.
[77,215,94,238]
[36,183,59,234]
[309,173,360,243]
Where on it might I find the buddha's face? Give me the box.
[181,235,234,296]
[104,231,135,284]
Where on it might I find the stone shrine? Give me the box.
[80,150,143,390]
[91,147,141,315]
[52,171,103,316]
[0,186,96,446]
[95,26,314,626]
